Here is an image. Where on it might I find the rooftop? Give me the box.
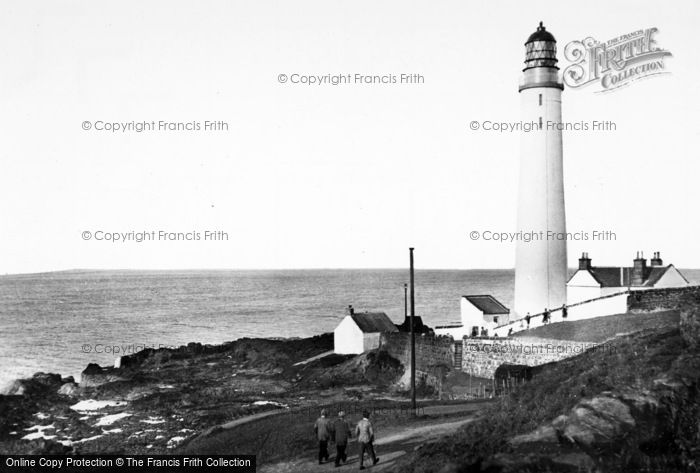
[463,295,510,315]
[350,312,399,333]
[584,265,685,288]
[526,21,556,44]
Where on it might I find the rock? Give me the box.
[57,382,80,397]
[32,372,63,386]
[3,380,26,395]
[562,396,635,447]
[2,372,64,396]
[551,414,568,430]
[125,386,156,401]
[80,363,127,387]
[25,439,71,455]
[510,424,557,445]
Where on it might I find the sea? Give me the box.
[1,268,699,392]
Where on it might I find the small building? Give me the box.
[435,295,510,339]
[334,305,398,355]
[567,251,690,304]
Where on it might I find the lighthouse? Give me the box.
[513,22,567,316]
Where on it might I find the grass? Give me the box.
[512,310,679,342]
[397,326,688,472]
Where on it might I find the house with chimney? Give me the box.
[567,251,690,304]
[334,305,398,355]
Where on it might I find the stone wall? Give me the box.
[380,286,700,381]
[627,286,700,313]
[378,332,455,372]
[377,332,456,393]
[679,289,700,348]
[460,337,610,379]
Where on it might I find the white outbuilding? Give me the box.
[334,306,398,355]
[435,295,510,339]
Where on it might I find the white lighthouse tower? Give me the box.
[514,22,567,316]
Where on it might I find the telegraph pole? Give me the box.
[409,247,416,415]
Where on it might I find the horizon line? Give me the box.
[4,266,700,278]
[1,267,517,277]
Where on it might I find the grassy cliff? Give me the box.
[393,322,700,472]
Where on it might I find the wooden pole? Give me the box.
[409,247,416,416]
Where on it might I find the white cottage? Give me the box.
[435,295,510,339]
[567,251,690,304]
[334,306,398,355]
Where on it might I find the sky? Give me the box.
[1,0,699,274]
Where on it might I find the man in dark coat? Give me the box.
[332,410,351,467]
[314,409,331,464]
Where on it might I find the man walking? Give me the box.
[355,410,379,470]
[314,409,331,464]
[332,411,351,467]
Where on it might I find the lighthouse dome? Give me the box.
[526,22,556,43]
[523,22,559,71]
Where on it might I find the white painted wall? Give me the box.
[567,270,601,304]
[434,325,469,340]
[655,266,690,288]
[513,84,567,316]
[334,316,364,354]
[363,332,381,352]
[435,298,507,339]
[460,298,485,331]
[568,285,602,304]
[566,292,629,321]
[493,292,630,337]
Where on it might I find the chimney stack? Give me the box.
[650,251,663,267]
[578,252,592,270]
[631,251,647,286]
[346,305,354,316]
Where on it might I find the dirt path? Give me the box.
[197,408,286,437]
[293,350,335,366]
[258,407,480,473]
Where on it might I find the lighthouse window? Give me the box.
[539,94,542,106]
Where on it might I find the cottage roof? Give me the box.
[350,312,399,333]
[584,265,681,288]
[463,295,510,315]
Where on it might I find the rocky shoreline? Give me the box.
[0,333,413,455]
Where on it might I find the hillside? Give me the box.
[391,324,700,472]
[512,310,679,342]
